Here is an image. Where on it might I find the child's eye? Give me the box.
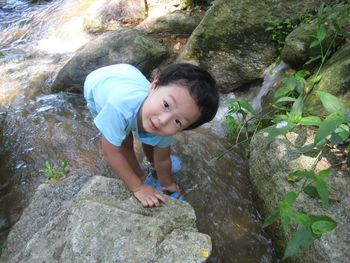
[163,100,169,108]
[175,119,182,127]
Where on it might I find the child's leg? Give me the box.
[142,144,182,174]
[142,143,154,164]
[120,133,144,179]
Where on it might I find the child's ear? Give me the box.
[150,75,159,91]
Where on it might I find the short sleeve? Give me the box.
[94,103,128,147]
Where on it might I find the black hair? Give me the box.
[156,63,219,130]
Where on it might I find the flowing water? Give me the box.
[0,1,282,262]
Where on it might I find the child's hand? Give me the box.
[133,184,167,207]
[162,183,182,195]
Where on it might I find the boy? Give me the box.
[84,63,219,207]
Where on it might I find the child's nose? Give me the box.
[159,113,171,125]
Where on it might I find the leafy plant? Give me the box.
[260,90,349,261]
[41,160,69,183]
[225,98,257,142]
[261,3,349,259]
[306,2,349,72]
[263,168,338,260]
[265,18,298,52]
[225,2,349,261]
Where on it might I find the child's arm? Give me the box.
[153,146,181,194]
[101,136,166,207]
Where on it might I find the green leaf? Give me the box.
[303,185,321,199]
[289,96,304,123]
[316,24,327,42]
[281,191,298,207]
[295,79,304,95]
[274,86,294,98]
[227,99,240,113]
[311,219,337,236]
[310,74,323,85]
[280,210,292,234]
[316,91,346,115]
[330,133,344,145]
[309,40,320,48]
[273,114,289,123]
[298,116,322,126]
[289,211,311,225]
[314,112,345,145]
[288,173,301,182]
[278,192,298,233]
[317,169,330,179]
[290,170,315,179]
[282,225,316,261]
[262,208,280,228]
[315,177,329,207]
[238,98,256,116]
[335,124,350,141]
[345,109,350,122]
[261,121,295,143]
[226,116,237,139]
[318,169,330,179]
[294,70,310,79]
[275,96,297,104]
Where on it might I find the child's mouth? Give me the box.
[149,119,158,131]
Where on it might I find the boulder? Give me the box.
[144,11,202,35]
[83,0,146,33]
[281,2,350,69]
[0,175,211,262]
[249,127,350,262]
[50,29,169,93]
[0,92,109,235]
[281,20,335,70]
[177,0,324,93]
[305,42,350,116]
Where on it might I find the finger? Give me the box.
[140,199,149,207]
[143,197,154,207]
[150,196,161,207]
[155,192,167,206]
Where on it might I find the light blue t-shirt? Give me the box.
[84,64,173,148]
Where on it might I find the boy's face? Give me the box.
[138,82,200,136]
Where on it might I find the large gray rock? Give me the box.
[0,175,211,262]
[249,128,350,262]
[281,2,349,69]
[0,92,108,235]
[83,0,147,33]
[177,0,323,93]
[305,42,350,115]
[50,29,169,93]
[144,11,202,35]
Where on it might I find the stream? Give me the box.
[0,1,279,262]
